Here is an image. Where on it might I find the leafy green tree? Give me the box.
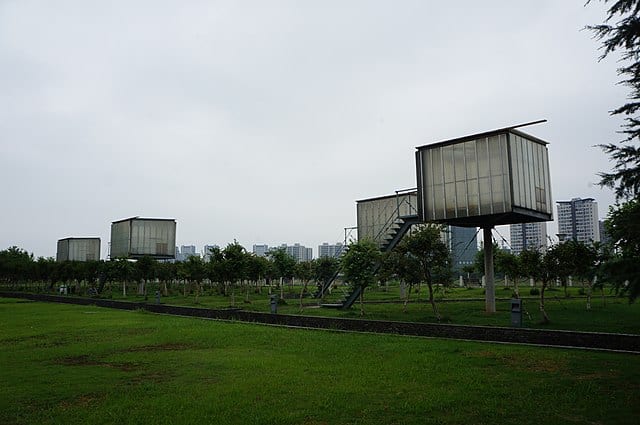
[222,241,249,306]
[135,256,157,300]
[181,255,206,303]
[313,256,339,299]
[602,199,640,300]
[113,258,134,296]
[588,0,640,199]
[0,246,33,285]
[495,250,520,293]
[401,225,451,321]
[294,260,314,311]
[381,245,422,313]
[156,261,177,296]
[341,239,381,316]
[245,254,268,299]
[268,247,296,298]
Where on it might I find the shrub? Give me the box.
[529,287,540,296]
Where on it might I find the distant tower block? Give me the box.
[109,217,176,259]
[56,238,101,262]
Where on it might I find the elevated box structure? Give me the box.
[415,125,553,227]
[356,191,418,247]
[110,217,176,259]
[56,238,101,262]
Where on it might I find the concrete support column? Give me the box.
[483,226,496,313]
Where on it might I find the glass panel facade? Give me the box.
[509,134,552,215]
[357,193,418,246]
[417,130,550,223]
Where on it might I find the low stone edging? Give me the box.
[2,291,638,353]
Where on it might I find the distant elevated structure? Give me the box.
[56,237,100,262]
[415,122,553,227]
[109,217,176,259]
[415,121,553,313]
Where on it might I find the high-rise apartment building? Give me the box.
[252,244,270,257]
[598,220,611,246]
[510,222,548,254]
[203,244,219,262]
[176,245,198,262]
[318,242,345,258]
[279,243,313,262]
[556,198,599,243]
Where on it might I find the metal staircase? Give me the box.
[321,189,422,309]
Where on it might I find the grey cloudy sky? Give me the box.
[0,0,626,259]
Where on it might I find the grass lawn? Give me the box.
[1,298,639,424]
[84,284,640,334]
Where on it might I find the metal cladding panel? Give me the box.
[129,219,176,258]
[68,239,100,261]
[357,193,417,246]
[56,239,69,262]
[57,238,100,261]
[416,129,552,227]
[110,221,131,258]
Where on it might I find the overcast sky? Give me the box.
[0,0,627,259]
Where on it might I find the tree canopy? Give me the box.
[589,0,640,199]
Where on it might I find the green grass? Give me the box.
[5,281,639,334]
[1,298,639,424]
[85,284,640,334]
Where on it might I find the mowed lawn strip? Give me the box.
[1,298,639,425]
[83,287,640,334]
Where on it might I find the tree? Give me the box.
[602,199,640,300]
[294,260,314,311]
[588,1,640,301]
[495,250,520,293]
[519,248,552,324]
[341,239,381,316]
[0,246,33,285]
[113,258,134,297]
[222,241,249,306]
[181,255,206,303]
[134,256,157,300]
[313,256,339,299]
[381,244,422,313]
[588,0,640,199]
[401,225,452,321]
[268,247,296,298]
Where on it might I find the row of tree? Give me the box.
[343,222,631,323]
[0,243,340,309]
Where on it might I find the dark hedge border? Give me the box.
[2,291,638,353]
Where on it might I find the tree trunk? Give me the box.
[299,279,309,312]
[539,283,550,324]
[123,280,127,297]
[427,282,441,321]
[403,282,412,313]
[514,277,520,298]
[359,290,365,316]
[586,280,592,311]
[280,277,284,299]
